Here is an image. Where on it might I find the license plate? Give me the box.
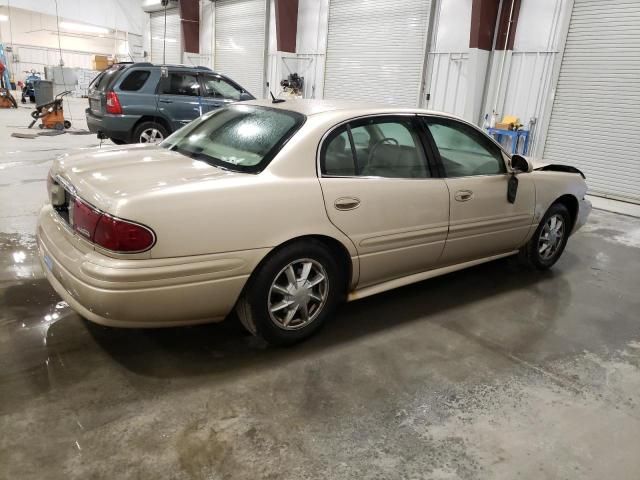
[43,254,54,271]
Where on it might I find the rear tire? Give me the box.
[519,203,571,270]
[236,240,343,346]
[133,121,169,144]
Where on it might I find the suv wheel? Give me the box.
[133,122,169,144]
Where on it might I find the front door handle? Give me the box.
[159,99,173,104]
[454,190,474,202]
[334,197,361,211]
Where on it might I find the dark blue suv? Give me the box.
[86,63,254,144]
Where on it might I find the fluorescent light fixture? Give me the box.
[59,21,110,35]
[152,36,177,43]
[144,0,162,5]
[0,14,9,22]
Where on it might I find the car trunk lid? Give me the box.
[51,145,243,213]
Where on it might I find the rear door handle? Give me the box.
[159,99,173,104]
[334,197,361,211]
[454,190,474,202]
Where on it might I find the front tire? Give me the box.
[236,240,343,346]
[519,203,571,270]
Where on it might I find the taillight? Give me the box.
[94,215,155,253]
[68,196,155,253]
[72,198,101,240]
[105,91,122,114]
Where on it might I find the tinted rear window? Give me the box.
[160,105,305,173]
[119,70,150,91]
[91,65,126,92]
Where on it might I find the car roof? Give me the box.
[241,99,463,121]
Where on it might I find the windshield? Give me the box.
[160,105,305,173]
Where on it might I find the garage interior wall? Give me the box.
[0,5,143,80]
[266,0,328,99]
[482,0,571,156]
[323,0,432,107]
[541,0,640,203]
[150,8,183,64]
[214,0,267,99]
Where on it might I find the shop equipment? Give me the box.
[28,91,72,130]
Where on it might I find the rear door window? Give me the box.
[119,70,150,91]
[201,75,243,100]
[160,73,201,96]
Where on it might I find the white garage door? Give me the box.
[543,0,640,203]
[150,9,183,65]
[215,0,267,99]
[324,0,432,107]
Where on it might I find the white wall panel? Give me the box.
[215,0,267,99]
[323,0,432,107]
[150,8,182,64]
[425,52,468,117]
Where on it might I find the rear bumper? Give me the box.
[573,197,592,234]
[85,108,140,142]
[37,205,268,328]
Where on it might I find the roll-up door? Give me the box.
[323,0,432,107]
[543,0,640,203]
[150,9,183,65]
[215,0,267,99]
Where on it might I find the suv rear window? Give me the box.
[160,105,305,173]
[119,70,150,91]
[91,65,126,92]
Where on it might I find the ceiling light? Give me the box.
[144,0,162,5]
[59,21,110,35]
[0,14,9,22]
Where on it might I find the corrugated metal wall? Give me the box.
[323,0,432,107]
[543,0,640,203]
[214,0,267,99]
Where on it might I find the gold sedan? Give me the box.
[37,100,591,345]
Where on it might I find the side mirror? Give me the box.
[239,91,254,101]
[511,154,532,174]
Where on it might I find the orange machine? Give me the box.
[28,90,72,130]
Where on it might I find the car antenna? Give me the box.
[270,91,285,104]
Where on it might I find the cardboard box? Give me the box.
[92,55,111,71]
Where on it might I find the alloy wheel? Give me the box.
[268,259,329,331]
[139,128,164,144]
[538,213,565,260]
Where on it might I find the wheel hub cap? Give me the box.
[538,214,565,260]
[268,259,329,331]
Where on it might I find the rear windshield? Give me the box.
[91,65,126,92]
[160,105,305,173]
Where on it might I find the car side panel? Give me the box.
[528,171,589,239]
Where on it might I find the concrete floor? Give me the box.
[1,99,640,480]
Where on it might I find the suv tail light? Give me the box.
[105,91,122,114]
[69,197,155,253]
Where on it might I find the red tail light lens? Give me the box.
[72,198,101,240]
[105,91,122,114]
[67,196,155,253]
[94,215,155,253]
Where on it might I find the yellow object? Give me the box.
[502,115,519,125]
